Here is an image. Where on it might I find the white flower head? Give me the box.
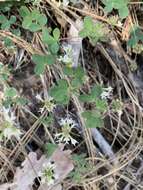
[39,162,58,185]
[2,107,16,124]
[55,117,78,146]
[59,117,76,127]
[0,107,22,140]
[36,94,56,113]
[3,127,22,140]
[59,54,72,64]
[63,44,72,53]
[100,86,113,100]
[58,44,73,67]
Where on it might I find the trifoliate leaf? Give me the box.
[42,28,55,44]
[102,0,129,19]
[33,54,55,75]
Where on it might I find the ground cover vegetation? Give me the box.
[0,0,143,189]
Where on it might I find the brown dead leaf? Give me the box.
[50,144,74,181]
[0,145,74,190]
[13,152,46,190]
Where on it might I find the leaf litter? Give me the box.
[0,145,73,190]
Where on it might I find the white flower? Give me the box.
[59,54,72,64]
[58,44,73,66]
[55,117,78,146]
[100,86,113,100]
[0,107,22,140]
[59,117,76,127]
[64,44,72,51]
[36,94,56,113]
[3,127,22,140]
[38,162,58,185]
[55,133,77,146]
[2,107,16,124]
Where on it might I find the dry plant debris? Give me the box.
[0,0,143,190]
[0,145,73,190]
